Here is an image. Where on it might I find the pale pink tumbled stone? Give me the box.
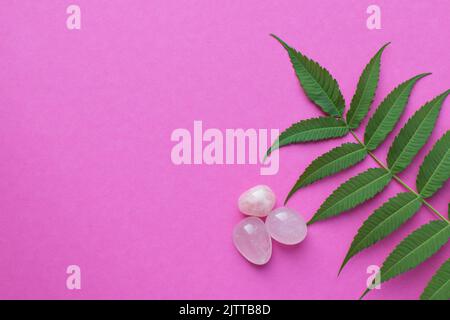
[265,207,307,245]
[238,185,276,217]
[233,217,272,265]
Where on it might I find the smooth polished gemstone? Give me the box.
[233,217,272,265]
[238,185,276,217]
[265,207,307,245]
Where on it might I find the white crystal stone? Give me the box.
[238,185,276,217]
[265,207,307,245]
[233,217,272,265]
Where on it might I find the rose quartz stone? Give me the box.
[238,185,276,217]
[233,217,272,265]
[265,207,307,245]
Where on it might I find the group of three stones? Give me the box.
[233,185,308,265]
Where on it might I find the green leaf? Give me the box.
[362,220,450,299]
[346,43,389,129]
[309,168,392,224]
[285,143,367,203]
[339,192,421,274]
[272,34,345,117]
[266,117,348,156]
[364,73,431,151]
[421,259,450,300]
[387,90,450,174]
[416,131,450,198]
[380,220,450,283]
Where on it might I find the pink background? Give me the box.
[0,0,449,300]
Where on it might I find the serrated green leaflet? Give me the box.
[339,192,421,274]
[416,131,450,198]
[380,221,450,282]
[420,259,450,300]
[271,34,345,117]
[285,143,367,203]
[266,117,348,156]
[309,168,392,224]
[362,221,450,299]
[364,73,431,151]
[362,220,450,299]
[347,43,389,129]
[387,90,450,174]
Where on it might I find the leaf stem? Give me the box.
[420,198,449,223]
[345,126,449,223]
